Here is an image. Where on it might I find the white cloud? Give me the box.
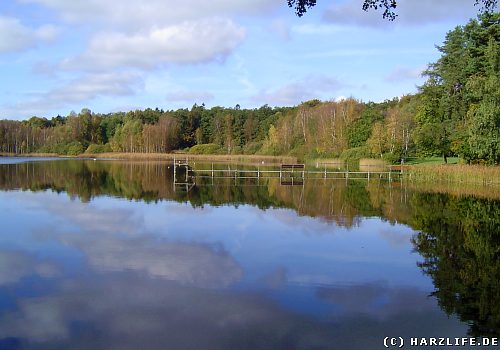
[18,0,282,27]
[35,24,60,41]
[0,72,143,118]
[0,16,59,53]
[21,0,283,27]
[251,76,343,106]
[47,72,143,103]
[62,19,246,71]
[269,19,291,40]
[3,1,277,115]
[166,90,214,103]
[323,0,478,27]
[292,23,343,35]
[385,65,425,82]
[0,16,34,53]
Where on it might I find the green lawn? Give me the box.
[404,157,459,165]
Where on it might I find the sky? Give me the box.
[0,0,481,120]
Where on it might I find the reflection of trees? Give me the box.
[0,161,395,227]
[411,193,500,336]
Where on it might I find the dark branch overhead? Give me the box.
[287,0,317,17]
[288,0,498,19]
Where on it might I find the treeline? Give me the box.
[0,105,291,156]
[0,13,498,163]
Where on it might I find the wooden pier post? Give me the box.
[173,156,176,180]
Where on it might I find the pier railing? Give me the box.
[172,157,401,191]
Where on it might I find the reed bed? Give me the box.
[404,164,500,186]
[81,152,297,164]
[407,181,500,201]
[311,158,345,169]
[359,158,390,172]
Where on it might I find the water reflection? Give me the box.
[0,251,59,286]
[411,193,500,337]
[0,159,498,348]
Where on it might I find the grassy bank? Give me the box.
[404,164,500,186]
[404,157,459,165]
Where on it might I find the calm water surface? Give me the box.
[0,159,498,349]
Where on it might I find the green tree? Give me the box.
[264,124,279,155]
[466,38,500,163]
[367,122,386,158]
[416,13,500,163]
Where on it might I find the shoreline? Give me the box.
[0,152,297,165]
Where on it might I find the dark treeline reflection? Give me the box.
[1,159,499,337]
[411,193,500,337]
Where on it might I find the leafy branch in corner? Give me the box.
[287,0,498,20]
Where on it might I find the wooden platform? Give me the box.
[172,159,401,191]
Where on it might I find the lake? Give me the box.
[0,158,498,349]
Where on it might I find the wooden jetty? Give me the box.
[172,157,401,191]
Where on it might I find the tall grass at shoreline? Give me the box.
[359,158,389,172]
[310,158,344,169]
[407,181,500,201]
[1,152,297,165]
[404,164,500,186]
[97,152,297,164]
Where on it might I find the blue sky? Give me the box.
[0,0,480,120]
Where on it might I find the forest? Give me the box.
[0,13,499,164]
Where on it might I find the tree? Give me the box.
[415,12,500,163]
[466,37,500,163]
[265,124,279,155]
[367,122,386,158]
[288,0,497,19]
[413,81,453,161]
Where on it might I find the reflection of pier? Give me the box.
[173,158,401,188]
[173,158,195,192]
